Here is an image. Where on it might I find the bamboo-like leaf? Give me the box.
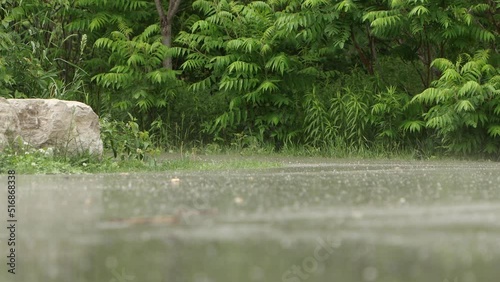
[170,47,189,58]
[431,58,454,72]
[487,125,500,137]
[458,81,481,97]
[389,0,404,8]
[189,77,212,92]
[146,69,176,84]
[227,61,261,75]
[260,43,272,55]
[256,80,279,93]
[460,61,480,75]
[371,103,387,115]
[229,97,242,111]
[89,13,108,31]
[370,15,401,29]
[469,27,495,42]
[181,59,206,70]
[378,129,396,138]
[334,0,357,12]
[127,53,145,66]
[270,114,280,126]
[265,53,289,75]
[262,26,276,41]
[220,77,259,91]
[192,0,216,16]
[454,100,474,112]
[92,72,133,89]
[400,120,425,133]
[226,38,244,50]
[248,1,271,10]
[426,113,453,129]
[408,6,429,17]
[192,20,211,32]
[137,24,160,41]
[484,142,498,154]
[110,31,128,41]
[440,68,462,84]
[413,88,441,104]
[302,0,329,8]
[243,90,263,103]
[210,54,237,71]
[270,93,291,107]
[94,38,114,49]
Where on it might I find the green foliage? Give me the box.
[303,87,335,148]
[0,138,281,174]
[328,87,372,148]
[0,31,14,96]
[68,0,152,35]
[92,25,181,120]
[363,0,498,87]
[0,140,101,174]
[370,86,411,143]
[177,0,354,146]
[0,0,94,100]
[412,50,500,156]
[100,114,160,161]
[3,0,500,162]
[301,70,417,151]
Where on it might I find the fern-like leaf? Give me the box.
[400,120,425,133]
[454,100,474,112]
[487,125,500,138]
[265,53,289,75]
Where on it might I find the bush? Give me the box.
[100,114,159,161]
[412,50,500,157]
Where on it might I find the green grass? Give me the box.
[0,145,283,174]
[3,140,492,175]
[0,158,283,174]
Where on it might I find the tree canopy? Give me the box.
[1,0,499,157]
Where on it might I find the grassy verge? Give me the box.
[0,146,283,174]
[3,141,489,175]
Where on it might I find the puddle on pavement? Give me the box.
[1,159,500,282]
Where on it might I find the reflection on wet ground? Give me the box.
[1,158,500,282]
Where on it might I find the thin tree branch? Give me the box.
[154,0,167,24]
[167,0,182,21]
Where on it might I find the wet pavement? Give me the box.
[1,158,500,282]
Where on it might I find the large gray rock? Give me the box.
[0,97,21,150]
[1,98,103,156]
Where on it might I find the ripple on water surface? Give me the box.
[1,159,500,282]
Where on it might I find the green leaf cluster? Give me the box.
[413,50,500,156]
[2,0,499,158]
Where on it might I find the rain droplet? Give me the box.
[105,256,118,269]
[171,177,180,185]
[362,266,378,281]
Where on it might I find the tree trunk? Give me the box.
[154,0,182,70]
[350,27,374,75]
[366,23,377,74]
